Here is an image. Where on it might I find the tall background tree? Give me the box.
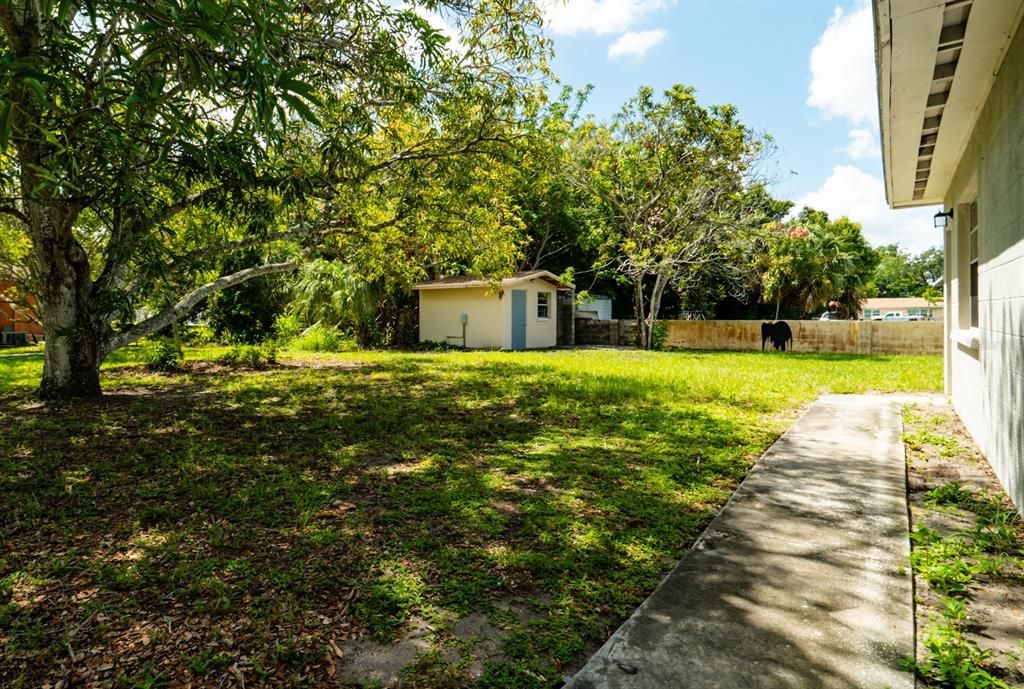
[674,184,793,318]
[869,244,944,298]
[0,0,546,397]
[568,85,767,349]
[513,86,592,278]
[756,208,878,319]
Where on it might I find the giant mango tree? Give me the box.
[0,0,545,397]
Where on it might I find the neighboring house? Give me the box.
[414,270,572,350]
[860,297,944,321]
[0,282,43,344]
[575,295,613,321]
[874,0,1024,509]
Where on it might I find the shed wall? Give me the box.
[520,278,558,349]
[417,278,558,350]
[418,287,506,349]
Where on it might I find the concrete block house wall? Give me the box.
[875,0,1024,509]
[942,22,1024,509]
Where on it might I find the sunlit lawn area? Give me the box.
[1,347,941,688]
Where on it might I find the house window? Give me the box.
[968,201,979,328]
[863,308,880,319]
[537,292,551,319]
[908,308,929,317]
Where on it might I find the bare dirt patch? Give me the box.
[336,598,550,687]
[903,402,1024,687]
[279,357,370,371]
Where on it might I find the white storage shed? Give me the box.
[414,271,571,350]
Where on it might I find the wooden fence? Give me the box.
[573,318,943,355]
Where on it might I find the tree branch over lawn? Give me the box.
[103,261,298,355]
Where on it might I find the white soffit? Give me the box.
[877,0,1024,208]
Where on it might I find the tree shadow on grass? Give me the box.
[673,349,904,363]
[1,356,761,688]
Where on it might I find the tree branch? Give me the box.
[0,204,29,224]
[102,260,297,356]
[153,183,247,225]
[120,212,404,298]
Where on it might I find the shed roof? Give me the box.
[413,270,573,291]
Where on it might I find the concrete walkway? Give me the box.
[566,395,914,689]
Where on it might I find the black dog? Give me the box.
[761,321,793,351]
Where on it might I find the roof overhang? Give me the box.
[875,0,1024,208]
[413,270,573,291]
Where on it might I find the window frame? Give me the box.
[536,291,551,320]
[968,201,979,328]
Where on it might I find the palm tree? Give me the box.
[758,213,876,320]
[797,227,874,318]
[288,260,380,344]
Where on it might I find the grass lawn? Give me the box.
[0,343,44,356]
[1,347,941,688]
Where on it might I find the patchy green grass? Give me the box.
[903,405,1024,689]
[1,348,941,688]
[0,342,232,394]
[0,342,44,355]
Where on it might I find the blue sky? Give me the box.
[540,0,941,253]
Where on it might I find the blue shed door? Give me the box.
[510,290,527,350]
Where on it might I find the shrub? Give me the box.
[412,339,462,352]
[287,260,380,345]
[145,338,183,372]
[204,249,288,344]
[179,323,217,345]
[651,322,670,351]
[290,324,354,352]
[273,313,303,343]
[219,343,278,368]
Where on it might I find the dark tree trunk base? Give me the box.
[37,333,105,400]
[36,371,103,399]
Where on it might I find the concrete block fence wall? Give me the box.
[573,318,944,355]
[573,318,638,347]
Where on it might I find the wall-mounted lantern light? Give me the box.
[933,208,954,228]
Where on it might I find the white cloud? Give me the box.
[607,29,667,61]
[807,3,877,127]
[845,128,880,160]
[400,4,467,63]
[415,8,465,56]
[542,0,664,36]
[793,165,940,253]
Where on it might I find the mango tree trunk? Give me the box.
[33,229,107,399]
